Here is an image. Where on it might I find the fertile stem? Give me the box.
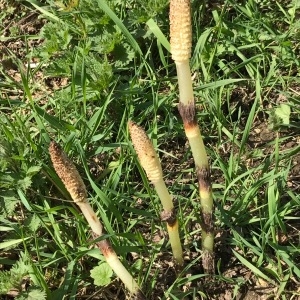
[128,121,183,266]
[49,142,146,299]
[170,0,215,274]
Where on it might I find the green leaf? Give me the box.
[113,42,135,67]
[25,1,60,22]
[27,288,47,300]
[25,214,41,232]
[96,0,142,55]
[90,262,113,286]
[197,78,246,90]
[18,176,32,191]
[275,104,290,125]
[233,250,273,282]
[26,166,42,176]
[33,104,75,131]
[146,18,170,52]
[11,258,29,276]
[0,270,11,294]
[0,226,14,231]
[0,191,19,216]
[16,288,47,300]
[0,238,31,250]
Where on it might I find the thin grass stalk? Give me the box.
[49,142,146,300]
[128,121,183,266]
[170,0,214,274]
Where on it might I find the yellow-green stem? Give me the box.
[153,179,174,212]
[154,178,183,266]
[106,251,142,296]
[185,126,209,171]
[175,61,194,105]
[172,43,215,275]
[167,220,184,266]
[94,237,146,300]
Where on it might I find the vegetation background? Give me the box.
[0,0,299,299]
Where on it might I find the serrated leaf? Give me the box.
[11,259,29,276]
[27,288,47,300]
[26,166,41,176]
[90,262,113,286]
[25,214,41,232]
[85,54,112,90]
[15,288,47,300]
[275,104,290,125]
[18,176,32,191]
[113,42,135,67]
[0,191,19,215]
[0,270,11,294]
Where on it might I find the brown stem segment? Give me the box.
[178,102,197,128]
[178,98,215,274]
[160,208,177,227]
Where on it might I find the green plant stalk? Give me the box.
[93,236,146,300]
[177,67,214,274]
[153,179,183,265]
[128,121,183,266]
[166,220,182,265]
[49,142,146,299]
[170,0,214,273]
[153,180,173,211]
[175,61,194,105]
[76,201,103,235]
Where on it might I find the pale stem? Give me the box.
[153,179,174,212]
[106,251,140,294]
[199,189,213,213]
[167,222,184,266]
[76,202,103,236]
[175,60,194,105]
[186,126,209,167]
[202,232,214,252]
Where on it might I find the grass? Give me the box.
[0,0,300,299]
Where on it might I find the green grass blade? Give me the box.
[197,78,247,90]
[146,18,170,52]
[34,104,76,131]
[0,238,31,249]
[26,0,60,21]
[96,0,142,55]
[233,250,273,282]
[239,97,258,156]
